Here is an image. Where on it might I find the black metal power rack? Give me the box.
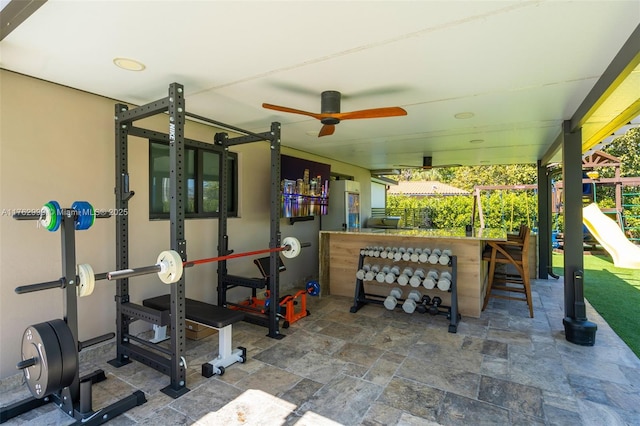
[215,123,287,340]
[110,82,284,399]
[350,251,461,333]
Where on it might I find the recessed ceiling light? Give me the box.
[454,112,474,119]
[113,57,146,71]
[479,160,490,164]
[305,130,317,136]
[470,139,484,144]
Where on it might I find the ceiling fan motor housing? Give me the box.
[321,91,341,125]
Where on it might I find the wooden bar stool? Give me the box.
[482,226,533,317]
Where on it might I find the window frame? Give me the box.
[148,139,238,220]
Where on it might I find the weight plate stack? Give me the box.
[20,320,78,399]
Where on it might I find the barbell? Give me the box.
[16,237,308,298]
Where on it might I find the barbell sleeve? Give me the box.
[107,264,162,281]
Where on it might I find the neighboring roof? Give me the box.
[387,181,469,196]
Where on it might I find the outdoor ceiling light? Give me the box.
[113,57,146,71]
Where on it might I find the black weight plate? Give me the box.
[21,322,63,398]
[48,319,78,389]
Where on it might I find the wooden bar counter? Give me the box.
[319,228,507,318]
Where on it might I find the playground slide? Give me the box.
[582,203,640,269]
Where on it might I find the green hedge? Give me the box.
[387,191,537,232]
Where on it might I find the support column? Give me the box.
[537,160,551,279]
[165,82,189,397]
[267,122,283,339]
[216,132,230,308]
[561,120,597,345]
[61,212,80,402]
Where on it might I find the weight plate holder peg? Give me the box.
[19,319,78,399]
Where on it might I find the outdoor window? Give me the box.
[149,141,237,219]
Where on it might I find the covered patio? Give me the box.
[1,274,639,425]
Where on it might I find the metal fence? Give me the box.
[384,208,433,228]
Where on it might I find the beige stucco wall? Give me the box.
[0,70,371,379]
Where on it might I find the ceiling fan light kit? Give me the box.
[395,156,462,170]
[262,90,407,137]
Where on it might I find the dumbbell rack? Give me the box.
[350,249,461,333]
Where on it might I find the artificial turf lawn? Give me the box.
[552,252,640,358]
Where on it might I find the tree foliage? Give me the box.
[386,128,640,236]
[389,163,538,232]
[603,127,640,177]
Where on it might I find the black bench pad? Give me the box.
[143,295,244,329]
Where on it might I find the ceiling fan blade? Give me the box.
[336,107,407,120]
[262,103,323,120]
[318,124,335,137]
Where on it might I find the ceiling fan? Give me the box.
[262,90,407,137]
[396,156,462,170]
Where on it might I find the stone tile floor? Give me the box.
[2,276,640,425]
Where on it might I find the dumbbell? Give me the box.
[439,249,452,265]
[393,247,406,262]
[402,248,414,261]
[429,296,442,315]
[418,248,431,263]
[410,248,421,263]
[385,265,400,284]
[355,263,371,280]
[373,246,384,257]
[416,295,431,313]
[409,268,425,287]
[402,290,422,313]
[376,265,391,283]
[365,264,381,281]
[380,246,393,259]
[437,271,453,291]
[422,269,439,289]
[428,249,442,264]
[359,247,369,256]
[397,267,413,286]
[385,247,395,260]
[384,288,402,311]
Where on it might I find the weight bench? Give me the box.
[142,295,246,377]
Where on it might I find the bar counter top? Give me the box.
[320,227,507,241]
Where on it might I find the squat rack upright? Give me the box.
[111,82,284,398]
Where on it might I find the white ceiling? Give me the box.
[1,0,638,170]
